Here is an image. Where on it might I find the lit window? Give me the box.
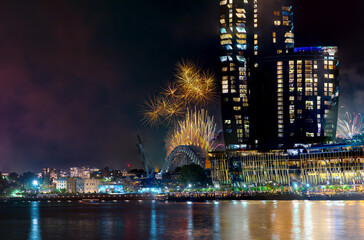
[236,27,246,33]
[282,6,291,11]
[220,34,233,40]
[284,32,294,38]
[306,132,314,137]
[220,40,232,45]
[236,39,246,44]
[305,101,314,110]
[236,34,246,39]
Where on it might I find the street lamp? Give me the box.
[32,180,39,187]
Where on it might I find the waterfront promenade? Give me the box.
[1,191,364,202]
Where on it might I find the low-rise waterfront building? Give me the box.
[98,184,124,194]
[76,179,85,193]
[211,145,364,188]
[66,178,86,193]
[56,178,67,191]
[66,178,77,193]
[84,178,102,193]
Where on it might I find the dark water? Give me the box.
[0,200,363,240]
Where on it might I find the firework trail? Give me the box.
[165,108,217,156]
[141,60,217,127]
[336,112,364,139]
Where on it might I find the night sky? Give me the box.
[0,0,363,173]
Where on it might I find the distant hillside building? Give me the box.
[42,168,58,184]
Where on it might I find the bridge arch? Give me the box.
[161,145,205,173]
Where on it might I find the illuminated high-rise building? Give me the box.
[219,0,250,150]
[219,0,339,150]
[260,47,339,149]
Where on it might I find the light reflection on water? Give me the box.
[29,201,41,240]
[213,201,220,240]
[150,200,157,239]
[0,200,364,240]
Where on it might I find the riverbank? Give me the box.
[0,193,154,202]
[158,192,364,201]
[1,192,364,202]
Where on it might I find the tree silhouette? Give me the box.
[179,164,209,186]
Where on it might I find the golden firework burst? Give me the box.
[141,60,217,127]
[162,83,179,98]
[163,99,185,122]
[141,96,164,127]
[166,108,217,155]
[175,61,217,105]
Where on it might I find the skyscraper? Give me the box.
[260,47,339,149]
[219,0,251,150]
[219,0,339,150]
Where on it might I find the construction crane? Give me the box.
[137,135,154,178]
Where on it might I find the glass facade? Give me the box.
[211,148,364,187]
